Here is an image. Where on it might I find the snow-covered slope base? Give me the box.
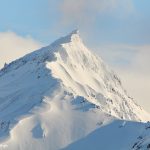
[63,121,150,150]
[0,30,150,150]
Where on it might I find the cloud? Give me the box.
[132,46,150,74]
[95,44,137,67]
[99,44,150,112]
[124,46,150,112]
[118,68,150,113]
[59,0,134,27]
[0,31,42,69]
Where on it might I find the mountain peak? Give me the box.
[0,30,150,150]
[1,30,149,124]
[66,29,81,42]
[70,29,79,35]
[51,29,81,47]
[68,29,80,37]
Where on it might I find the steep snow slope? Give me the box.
[0,30,150,150]
[46,30,150,121]
[63,120,147,150]
[131,122,150,150]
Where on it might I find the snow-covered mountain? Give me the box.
[0,30,150,150]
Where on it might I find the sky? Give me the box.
[0,0,150,112]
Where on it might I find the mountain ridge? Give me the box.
[0,30,150,150]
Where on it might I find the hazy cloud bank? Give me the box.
[0,31,42,69]
[97,44,150,112]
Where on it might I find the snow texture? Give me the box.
[0,30,150,150]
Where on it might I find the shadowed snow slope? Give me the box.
[0,30,150,150]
